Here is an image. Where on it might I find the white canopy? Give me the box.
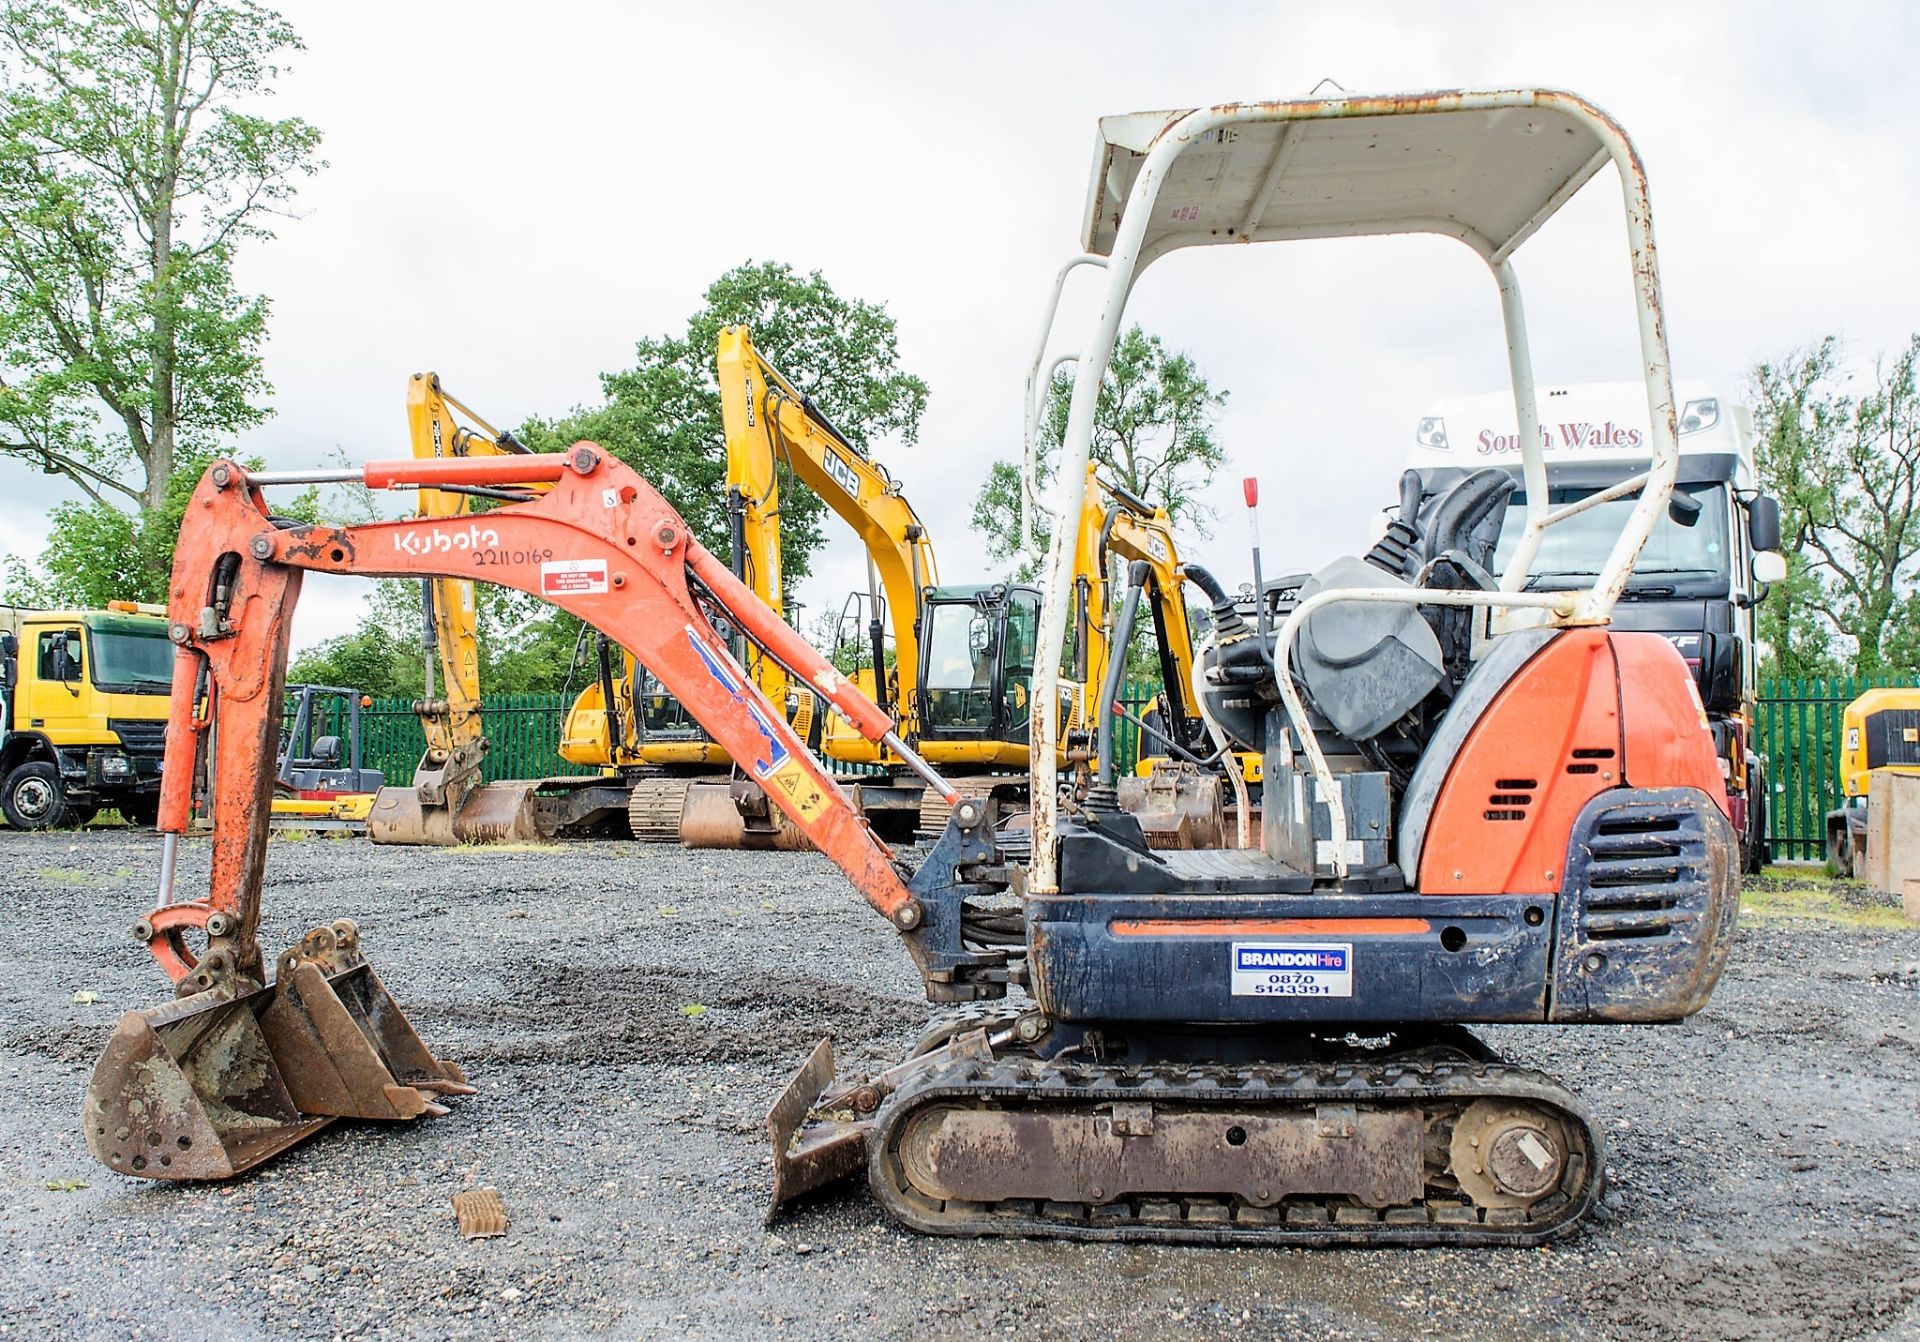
[1081,91,1620,265]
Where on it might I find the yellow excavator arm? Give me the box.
[367,374,546,844]
[717,324,939,730]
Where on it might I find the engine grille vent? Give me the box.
[108,718,168,756]
[1581,813,1687,939]
[1566,745,1616,777]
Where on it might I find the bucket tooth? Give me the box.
[83,984,333,1181]
[766,1038,870,1223]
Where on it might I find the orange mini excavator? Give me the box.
[87,89,1740,1247]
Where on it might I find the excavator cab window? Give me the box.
[1000,589,1040,746]
[920,589,1021,740]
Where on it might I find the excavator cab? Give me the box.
[915,585,1042,748]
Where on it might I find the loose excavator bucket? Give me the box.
[368,781,543,845]
[84,921,470,1180]
[679,779,815,851]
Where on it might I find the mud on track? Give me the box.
[1,830,1916,1341]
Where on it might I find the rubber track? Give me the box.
[868,1055,1601,1247]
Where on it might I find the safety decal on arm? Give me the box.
[542,559,609,596]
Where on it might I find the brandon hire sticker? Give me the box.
[1230,942,1353,998]
[540,559,609,596]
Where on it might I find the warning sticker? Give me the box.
[540,559,608,596]
[764,757,828,822]
[1230,942,1353,998]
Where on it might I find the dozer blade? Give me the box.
[83,921,471,1182]
[765,1038,870,1222]
[84,984,332,1180]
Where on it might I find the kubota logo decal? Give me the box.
[392,523,500,555]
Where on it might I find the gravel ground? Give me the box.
[1,829,1916,1341]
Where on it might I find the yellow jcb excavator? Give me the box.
[592,326,1224,848]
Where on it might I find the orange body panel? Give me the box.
[1418,629,1730,895]
[1418,629,1623,895]
[1613,633,1729,808]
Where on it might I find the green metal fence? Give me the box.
[1754,676,1920,861]
[332,677,1906,860]
[353,694,599,787]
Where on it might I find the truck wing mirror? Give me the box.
[1746,494,1782,554]
[1752,550,1787,585]
[48,631,82,693]
[1667,488,1702,527]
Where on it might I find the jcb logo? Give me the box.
[824,447,860,499]
[393,523,500,556]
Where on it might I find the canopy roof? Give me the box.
[1080,90,1621,265]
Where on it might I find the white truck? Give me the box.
[1400,380,1786,872]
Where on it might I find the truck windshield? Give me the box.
[1495,483,1730,590]
[90,631,176,693]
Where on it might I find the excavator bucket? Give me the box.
[84,984,331,1180]
[680,779,815,851]
[368,781,542,845]
[83,921,470,1180]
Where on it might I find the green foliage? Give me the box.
[522,260,929,585]
[1750,335,1920,677]
[0,0,323,513]
[972,324,1226,576]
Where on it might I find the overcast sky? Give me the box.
[4,0,1917,653]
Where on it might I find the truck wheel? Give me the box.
[1741,781,1769,876]
[3,761,72,830]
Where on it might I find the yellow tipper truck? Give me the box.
[0,602,173,829]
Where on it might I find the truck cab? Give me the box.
[0,604,174,829]
[1399,381,1786,871]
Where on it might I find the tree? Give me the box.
[1750,335,1920,677]
[0,0,321,549]
[971,324,1226,577]
[1749,339,1847,678]
[287,580,593,700]
[522,261,929,586]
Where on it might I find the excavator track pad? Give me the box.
[84,921,470,1181]
[867,1053,1599,1246]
